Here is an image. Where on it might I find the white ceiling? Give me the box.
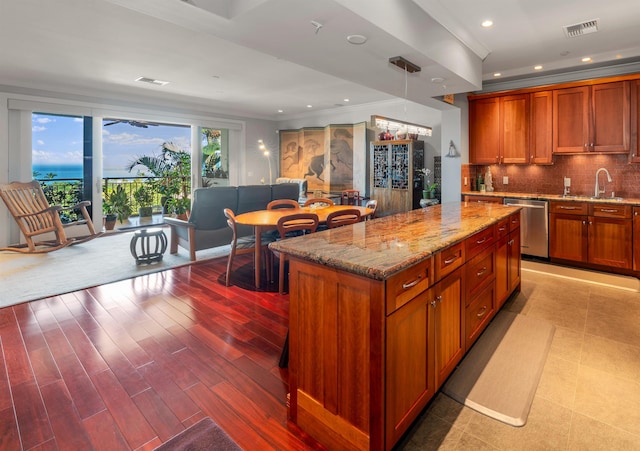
[1,0,639,120]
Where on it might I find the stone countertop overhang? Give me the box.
[269,202,520,281]
[463,191,640,205]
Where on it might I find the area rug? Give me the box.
[153,417,241,451]
[0,230,231,308]
[442,310,555,427]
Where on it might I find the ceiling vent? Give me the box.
[563,19,599,38]
[135,77,169,86]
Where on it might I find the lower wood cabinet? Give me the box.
[496,216,521,309]
[549,201,632,269]
[434,268,464,389]
[634,207,640,271]
[385,287,435,449]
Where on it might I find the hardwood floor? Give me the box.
[0,254,324,450]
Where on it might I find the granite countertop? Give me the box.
[269,202,520,281]
[463,191,640,205]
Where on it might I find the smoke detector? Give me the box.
[563,19,599,38]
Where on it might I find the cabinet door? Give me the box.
[495,234,509,308]
[434,268,464,389]
[470,97,500,164]
[500,94,529,164]
[634,207,640,270]
[631,80,640,163]
[588,216,632,268]
[553,86,590,153]
[549,213,588,262]
[530,91,553,164]
[385,289,435,448]
[508,227,521,295]
[592,81,629,153]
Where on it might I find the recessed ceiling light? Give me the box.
[581,57,592,63]
[481,20,493,28]
[343,98,350,102]
[277,109,283,113]
[347,34,368,45]
[307,105,313,108]
[431,77,444,83]
[534,65,543,70]
[493,72,502,77]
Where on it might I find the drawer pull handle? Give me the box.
[508,239,515,246]
[560,206,579,210]
[402,276,422,289]
[444,255,458,265]
[476,306,488,318]
[600,209,618,213]
[476,237,487,244]
[476,266,487,277]
[498,226,507,231]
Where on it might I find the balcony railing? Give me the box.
[37,176,184,219]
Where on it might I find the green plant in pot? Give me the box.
[167,196,191,220]
[106,185,132,224]
[102,197,118,230]
[133,183,154,217]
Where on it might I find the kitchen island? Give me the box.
[270,202,522,450]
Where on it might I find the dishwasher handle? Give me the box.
[505,202,547,209]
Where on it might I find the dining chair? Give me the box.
[326,208,362,228]
[223,208,273,287]
[303,197,334,207]
[274,212,319,294]
[364,199,378,219]
[341,189,361,206]
[267,199,300,210]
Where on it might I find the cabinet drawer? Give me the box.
[549,201,588,215]
[465,282,495,349]
[463,195,503,204]
[386,257,433,315]
[434,243,464,282]
[509,211,521,232]
[496,218,510,238]
[589,203,631,218]
[464,247,495,304]
[465,226,496,261]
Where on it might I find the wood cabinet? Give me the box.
[370,140,424,216]
[530,91,553,164]
[549,201,632,269]
[495,213,521,309]
[469,94,529,164]
[385,287,435,449]
[631,79,640,163]
[634,207,640,271]
[433,268,464,389]
[553,81,630,154]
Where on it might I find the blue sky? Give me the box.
[32,113,191,176]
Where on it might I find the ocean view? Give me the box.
[33,164,136,180]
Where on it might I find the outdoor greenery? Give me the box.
[104,185,133,223]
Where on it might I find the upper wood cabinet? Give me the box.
[530,91,553,164]
[553,81,630,154]
[630,79,640,163]
[469,94,529,164]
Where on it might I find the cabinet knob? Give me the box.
[430,300,437,308]
[436,295,443,303]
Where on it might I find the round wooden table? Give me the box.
[235,205,373,288]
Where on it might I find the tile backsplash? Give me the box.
[466,154,640,198]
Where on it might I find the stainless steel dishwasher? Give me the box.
[503,198,549,258]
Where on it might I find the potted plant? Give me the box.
[167,196,191,220]
[106,185,133,224]
[133,183,154,217]
[417,168,438,199]
[102,197,118,231]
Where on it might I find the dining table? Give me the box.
[234,204,374,289]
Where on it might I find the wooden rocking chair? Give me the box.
[0,180,103,253]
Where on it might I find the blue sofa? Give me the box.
[165,183,299,260]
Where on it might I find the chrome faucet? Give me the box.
[594,167,612,198]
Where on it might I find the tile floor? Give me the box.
[397,263,640,450]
